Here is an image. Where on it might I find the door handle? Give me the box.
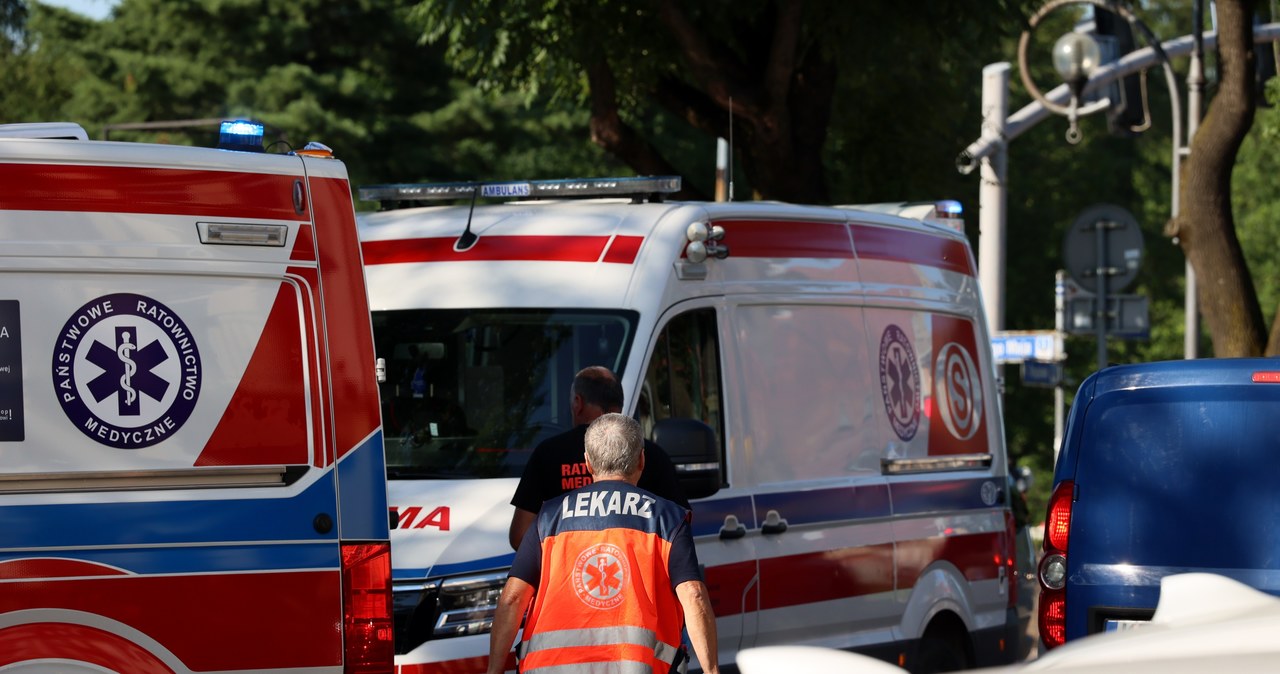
[719,514,746,540]
[760,509,788,535]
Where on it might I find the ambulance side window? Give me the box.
[640,309,724,480]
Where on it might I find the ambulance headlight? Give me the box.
[434,571,507,637]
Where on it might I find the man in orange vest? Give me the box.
[487,413,718,674]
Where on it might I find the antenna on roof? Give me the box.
[456,184,480,251]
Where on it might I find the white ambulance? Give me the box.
[357,177,1021,673]
[0,121,392,673]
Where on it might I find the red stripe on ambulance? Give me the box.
[311,177,380,458]
[711,219,854,258]
[0,622,174,673]
[0,163,301,220]
[0,558,128,580]
[290,222,317,261]
[197,284,310,467]
[0,571,343,670]
[362,235,642,265]
[850,223,975,276]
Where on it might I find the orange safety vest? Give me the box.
[519,483,691,673]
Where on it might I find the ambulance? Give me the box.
[0,121,392,673]
[356,177,1021,673]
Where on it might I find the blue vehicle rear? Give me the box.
[1037,358,1280,648]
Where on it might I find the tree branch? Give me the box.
[653,76,732,138]
[656,0,759,117]
[586,58,707,200]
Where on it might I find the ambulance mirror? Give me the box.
[653,417,721,500]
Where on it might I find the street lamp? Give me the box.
[1051,31,1102,142]
[1052,32,1102,93]
[1016,1,1136,145]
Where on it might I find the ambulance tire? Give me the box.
[914,637,967,674]
[913,620,970,674]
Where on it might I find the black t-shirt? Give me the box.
[510,425,690,513]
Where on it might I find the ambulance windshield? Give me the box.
[372,309,638,479]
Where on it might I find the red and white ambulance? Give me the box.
[356,177,1021,673]
[0,121,392,673]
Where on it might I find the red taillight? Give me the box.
[1044,480,1074,552]
[1253,371,1280,383]
[1039,481,1073,650]
[1039,588,1066,648]
[341,542,393,674]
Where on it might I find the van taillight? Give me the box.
[1044,480,1073,552]
[341,542,394,674]
[1038,480,1074,649]
[1039,589,1066,648]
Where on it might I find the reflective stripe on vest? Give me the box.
[521,625,681,667]
[524,661,656,674]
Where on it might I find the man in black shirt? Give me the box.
[508,366,688,549]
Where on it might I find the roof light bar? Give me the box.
[358,176,682,204]
[218,119,265,153]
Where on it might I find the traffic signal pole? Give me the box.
[958,23,1280,360]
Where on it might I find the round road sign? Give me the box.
[1062,203,1144,294]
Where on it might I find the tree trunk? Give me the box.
[1170,0,1264,356]
[645,0,835,204]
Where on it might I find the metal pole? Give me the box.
[1095,221,1109,370]
[1054,270,1066,462]
[978,63,1011,333]
[715,138,729,202]
[1184,0,1205,359]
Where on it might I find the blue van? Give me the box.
[1037,358,1280,648]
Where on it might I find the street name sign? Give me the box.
[991,330,1064,364]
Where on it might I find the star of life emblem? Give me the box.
[573,543,628,609]
[878,324,921,441]
[52,293,201,449]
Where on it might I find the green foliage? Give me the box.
[0,4,93,122]
[408,0,1041,201]
[3,0,615,198]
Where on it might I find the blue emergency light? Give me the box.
[218,119,265,153]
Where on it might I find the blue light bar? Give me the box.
[218,119,265,153]
[938,199,963,217]
[358,176,682,204]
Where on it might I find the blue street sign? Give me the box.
[1021,360,1063,388]
[991,330,1063,364]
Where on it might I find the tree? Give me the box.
[1168,0,1267,355]
[1,0,25,53]
[409,0,1035,202]
[4,0,617,193]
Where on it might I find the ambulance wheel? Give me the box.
[914,637,966,673]
[913,625,969,674]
